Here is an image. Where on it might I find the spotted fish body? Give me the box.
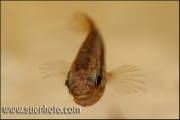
[65,15,106,106]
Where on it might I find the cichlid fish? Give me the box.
[40,13,147,107]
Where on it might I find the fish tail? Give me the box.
[68,12,95,33]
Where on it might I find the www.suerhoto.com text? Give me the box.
[2,105,81,114]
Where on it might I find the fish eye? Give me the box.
[95,72,102,89]
[65,80,69,87]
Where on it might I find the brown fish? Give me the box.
[39,13,147,107]
[65,13,147,106]
[65,14,106,106]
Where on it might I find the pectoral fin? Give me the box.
[39,60,71,79]
[107,65,147,95]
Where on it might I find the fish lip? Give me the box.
[73,94,90,100]
[73,95,91,106]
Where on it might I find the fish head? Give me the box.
[65,68,106,106]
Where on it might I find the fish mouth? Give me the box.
[73,94,90,100]
[73,94,93,106]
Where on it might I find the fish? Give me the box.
[65,14,106,106]
[39,13,147,107]
[64,13,147,106]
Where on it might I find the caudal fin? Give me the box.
[68,12,95,33]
